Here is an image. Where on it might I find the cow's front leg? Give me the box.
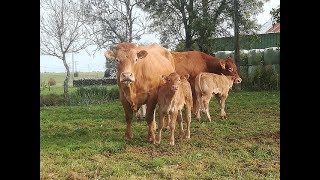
[219,95,227,119]
[120,96,134,140]
[146,95,157,144]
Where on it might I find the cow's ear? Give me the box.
[220,60,226,69]
[225,56,234,63]
[105,50,115,60]
[137,50,148,59]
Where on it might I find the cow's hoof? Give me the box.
[148,137,155,144]
[220,116,227,119]
[124,132,133,140]
[169,141,175,146]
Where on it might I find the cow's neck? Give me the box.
[121,84,137,109]
[206,59,222,73]
[121,82,156,111]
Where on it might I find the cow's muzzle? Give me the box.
[234,77,242,84]
[120,72,135,85]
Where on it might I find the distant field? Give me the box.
[40,71,105,95]
[40,91,280,179]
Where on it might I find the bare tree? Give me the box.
[40,0,91,99]
[82,0,149,50]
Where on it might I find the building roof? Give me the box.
[266,23,280,33]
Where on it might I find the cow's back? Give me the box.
[171,51,208,79]
[134,46,175,93]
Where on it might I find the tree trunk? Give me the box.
[233,0,241,90]
[185,28,192,50]
[199,0,209,53]
[62,54,70,99]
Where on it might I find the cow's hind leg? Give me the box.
[203,95,212,122]
[195,93,202,121]
[185,105,192,139]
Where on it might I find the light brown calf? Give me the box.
[156,73,193,145]
[195,72,235,121]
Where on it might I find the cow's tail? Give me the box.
[196,73,204,97]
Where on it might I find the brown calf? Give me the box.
[156,73,193,145]
[195,72,235,121]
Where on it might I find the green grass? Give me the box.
[40,91,280,179]
[40,72,105,95]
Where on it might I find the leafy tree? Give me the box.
[140,0,267,53]
[40,0,91,99]
[82,0,149,75]
[270,6,280,24]
[82,0,149,50]
[140,0,197,50]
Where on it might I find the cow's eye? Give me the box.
[115,58,120,62]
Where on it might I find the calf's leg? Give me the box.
[155,112,165,144]
[169,110,178,146]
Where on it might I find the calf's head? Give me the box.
[162,73,189,92]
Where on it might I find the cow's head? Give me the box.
[219,56,242,84]
[105,43,148,86]
[162,73,189,92]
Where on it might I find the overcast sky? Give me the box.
[40,0,280,73]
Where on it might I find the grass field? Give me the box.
[40,91,280,179]
[40,72,105,95]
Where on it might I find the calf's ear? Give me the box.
[181,74,190,80]
[137,50,148,59]
[105,50,115,60]
[161,75,168,83]
[220,60,226,69]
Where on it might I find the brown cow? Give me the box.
[105,43,175,143]
[156,73,193,145]
[171,51,241,114]
[195,72,235,121]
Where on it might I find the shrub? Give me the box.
[48,78,56,86]
[248,49,264,65]
[40,94,69,107]
[73,78,117,87]
[69,86,119,106]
